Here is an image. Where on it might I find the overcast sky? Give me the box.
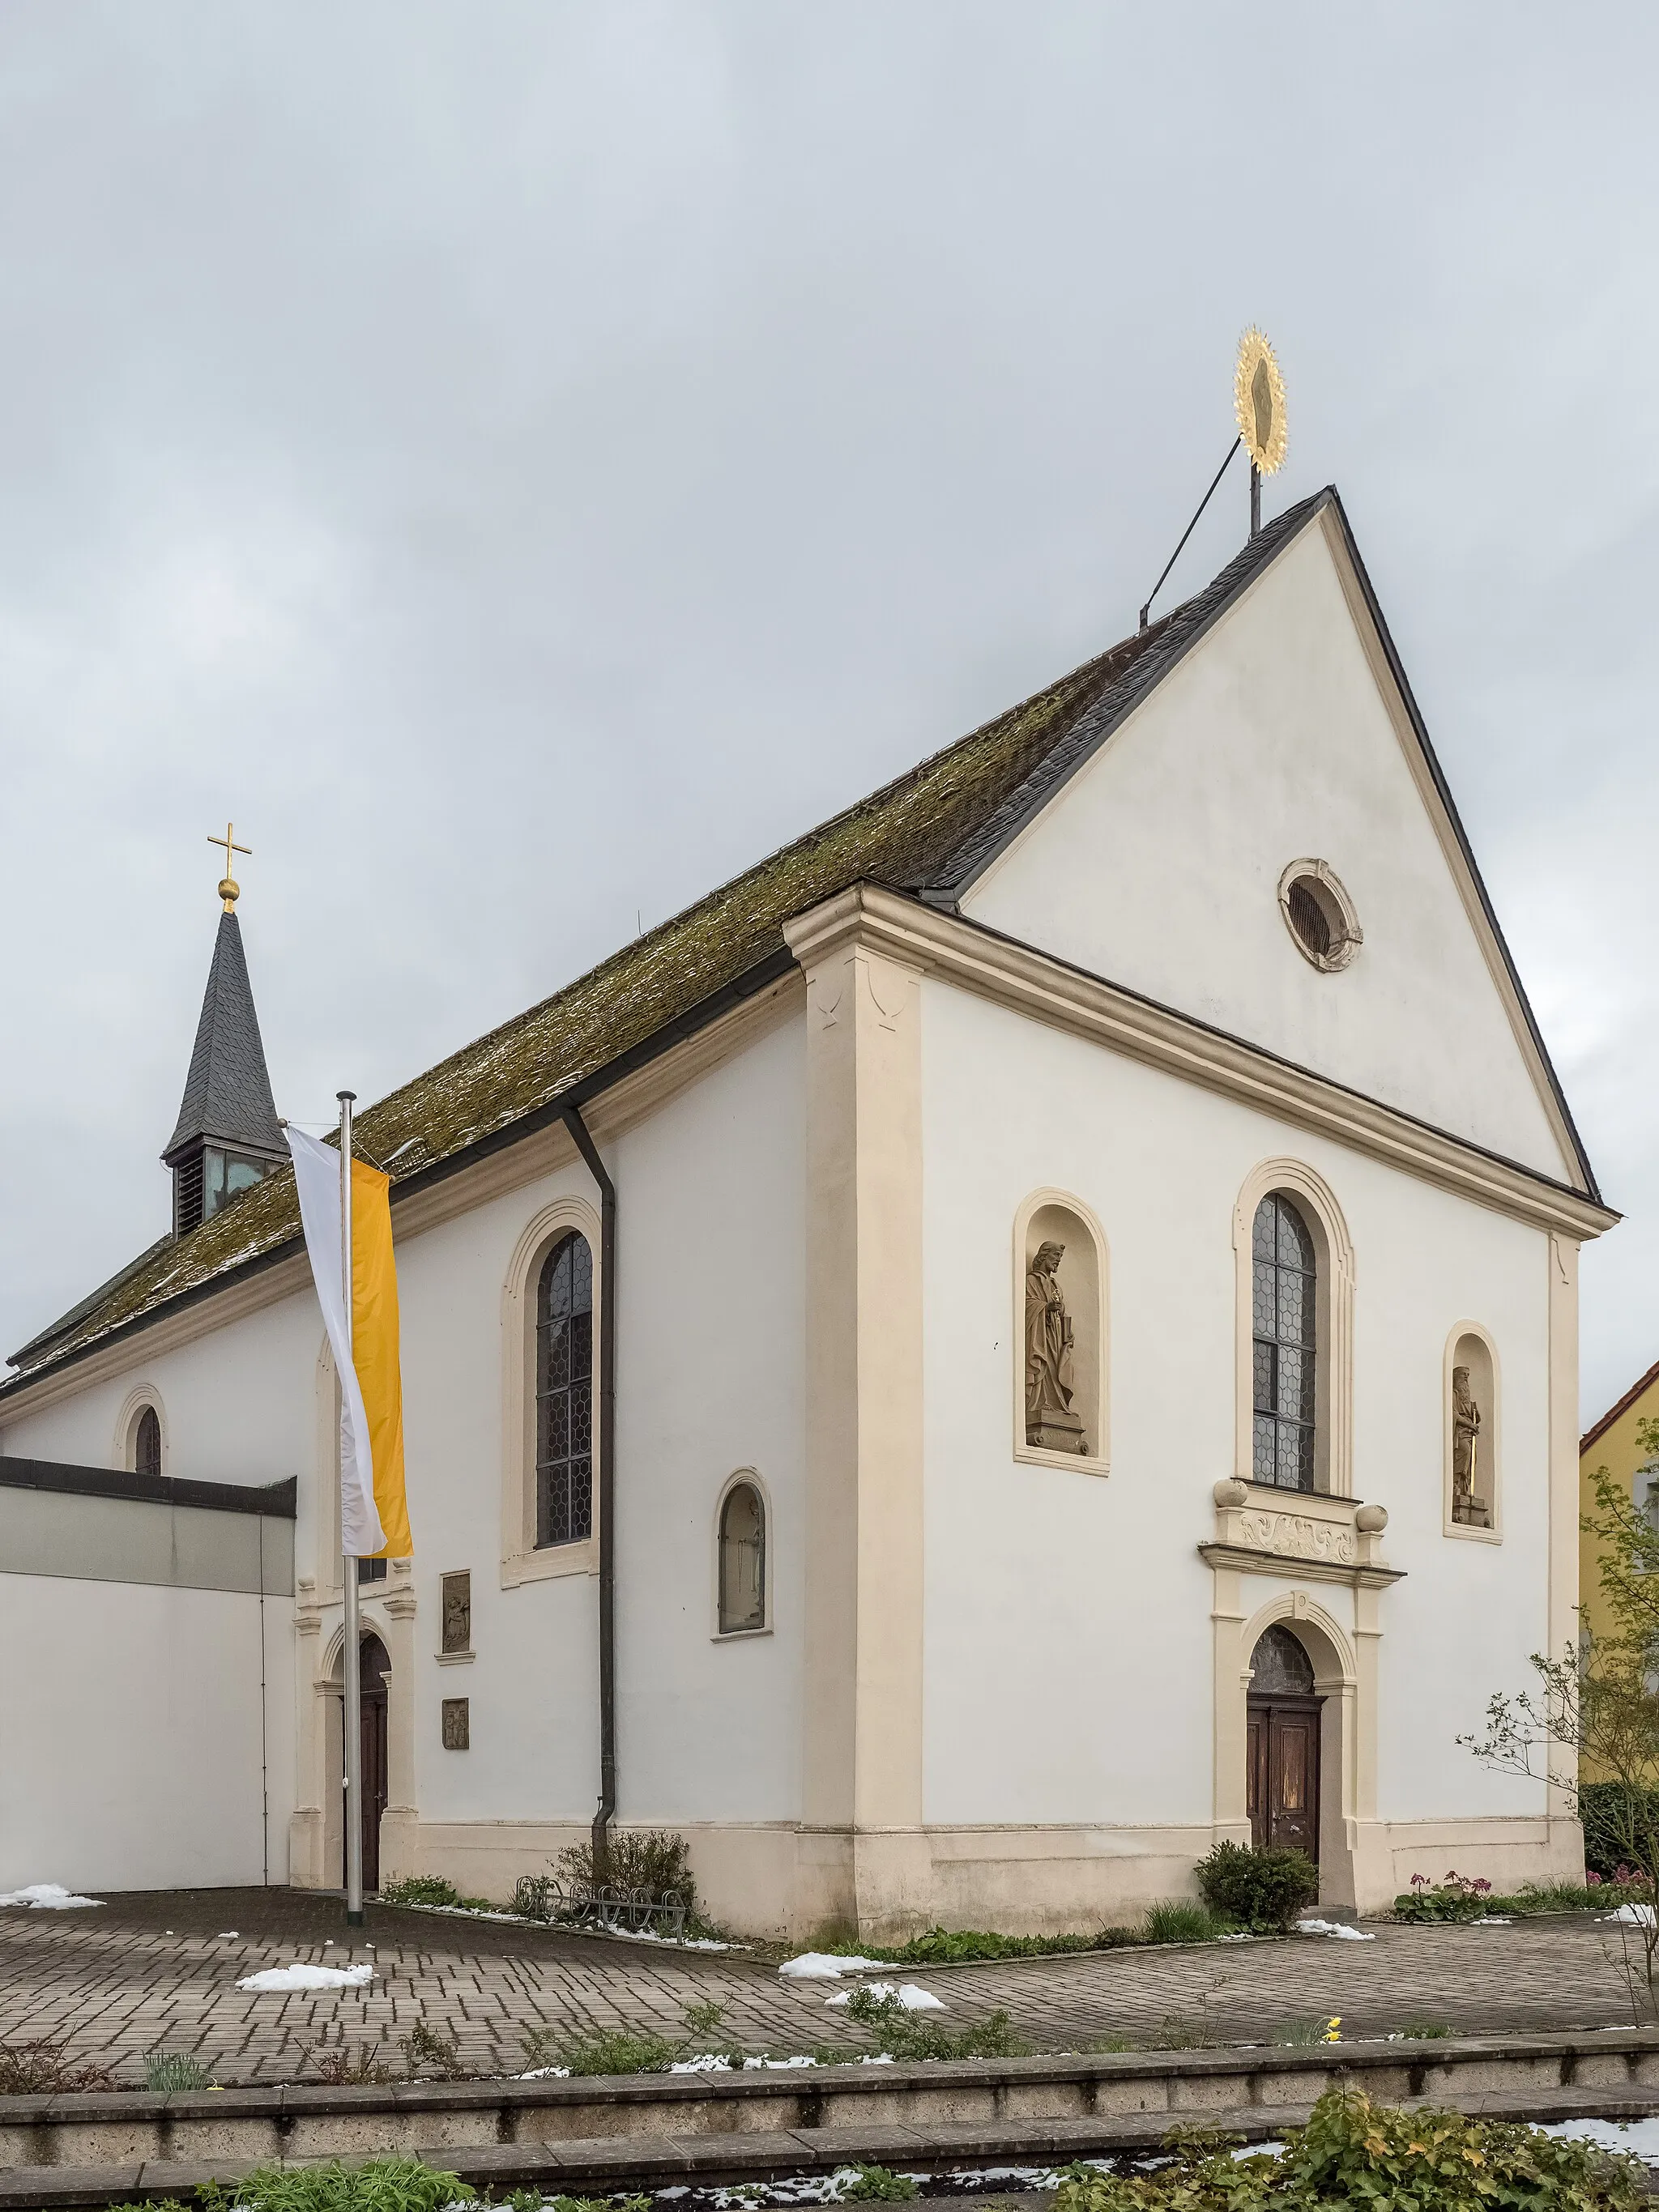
[2,3,1654,1426]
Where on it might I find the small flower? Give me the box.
[1588,1871,1603,1886]
[1411,1873,1429,1888]
[1473,1879,1491,1894]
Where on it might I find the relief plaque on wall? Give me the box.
[441,1571,471,1655]
[441,1698,470,1751]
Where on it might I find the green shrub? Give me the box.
[144,2049,213,2094]
[816,1924,1149,1964]
[838,1987,1028,2062]
[519,2021,681,2076]
[1581,1781,1659,1881]
[1051,2086,1645,2212]
[194,2155,475,2212]
[1395,2020,1453,2039]
[1143,1899,1227,1945]
[1392,1870,1495,1923]
[556,1828,695,1909]
[377,1876,463,1909]
[1193,1840,1318,1931]
[839,2166,921,2201]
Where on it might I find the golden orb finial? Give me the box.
[207,823,251,913]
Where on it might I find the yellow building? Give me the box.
[1579,1358,1659,1647]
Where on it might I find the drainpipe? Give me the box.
[560,1102,616,1882]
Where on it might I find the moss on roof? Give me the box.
[6,616,1168,1382]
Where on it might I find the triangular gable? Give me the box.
[948,490,1597,1196]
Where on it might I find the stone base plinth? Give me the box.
[1027,1409,1088,1455]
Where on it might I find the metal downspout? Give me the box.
[560,1102,617,1880]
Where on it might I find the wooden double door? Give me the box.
[1247,1696,1321,1861]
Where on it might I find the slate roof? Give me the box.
[2,486,1596,1387]
[163,910,285,1162]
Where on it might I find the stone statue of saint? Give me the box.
[1026,1240,1087,1455]
[1452,1365,1487,1525]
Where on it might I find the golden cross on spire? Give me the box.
[208,822,250,911]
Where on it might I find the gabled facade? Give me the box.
[0,490,1614,1930]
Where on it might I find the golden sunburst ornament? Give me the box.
[1235,327,1288,475]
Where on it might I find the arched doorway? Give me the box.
[345,1634,390,1894]
[1247,1623,1321,1861]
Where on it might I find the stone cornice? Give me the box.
[1199,1541,1405,1592]
[783,884,1616,1243]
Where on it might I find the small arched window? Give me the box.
[535,1230,593,1548]
[134,1405,162,1479]
[1252,1193,1316,1492]
[718,1481,766,1634]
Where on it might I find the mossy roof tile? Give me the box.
[6,606,1179,1382]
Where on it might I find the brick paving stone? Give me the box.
[0,1890,1641,2086]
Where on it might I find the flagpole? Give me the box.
[339,1088,365,1929]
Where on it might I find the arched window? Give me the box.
[535,1230,593,1548]
[1252,1193,1316,1491]
[134,1404,162,1479]
[718,1480,766,1634]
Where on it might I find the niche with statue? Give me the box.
[1017,1194,1107,1471]
[1447,1328,1499,1534]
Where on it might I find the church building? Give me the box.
[0,487,1614,1936]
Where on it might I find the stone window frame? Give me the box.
[1012,1187,1110,1477]
[1277,859,1363,974]
[712,1468,773,1641]
[113,1384,167,1477]
[500,1194,603,1588]
[1443,1320,1503,1545]
[1232,1160,1355,1498]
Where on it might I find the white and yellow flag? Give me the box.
[287,1126,412,1559]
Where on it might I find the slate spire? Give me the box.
[163,906,284,1235]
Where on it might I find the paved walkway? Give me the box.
[0,1888,1645,2086]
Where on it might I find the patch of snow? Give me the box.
[743,2055,818,2069]
[858,2054,896,2065]
[517,2065,572,2079]
[1234,2142,1286,2161]
[0,1884,102,1909]
[218,1931,240,1939]
[1469,1916,1513,1926]
[1603,1903,1657,1927]
[778,1951,885,1979]
[1295,1919,1375,1941]
[671,2053,733,2073]
[237,1962,375,1992]
[824,1980,943,2010]
[1542,2116,1659,2166]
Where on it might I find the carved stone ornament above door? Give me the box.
[1201,1478,1402,1592]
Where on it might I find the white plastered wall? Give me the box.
[962,518,1572,1183]
[315,1008,808,1915]
[0,1576,289,1892]
[919,977,1556,1919]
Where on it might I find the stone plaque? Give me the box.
[441,1571,471,1655]
[441,1698,470,1751]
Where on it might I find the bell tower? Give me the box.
[163,826,285,1236]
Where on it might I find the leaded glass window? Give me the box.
[134,1405,161,1479]
[1252,1193,1316,1492]
[719,1481,766,1634]
[535,1231,593,1547]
